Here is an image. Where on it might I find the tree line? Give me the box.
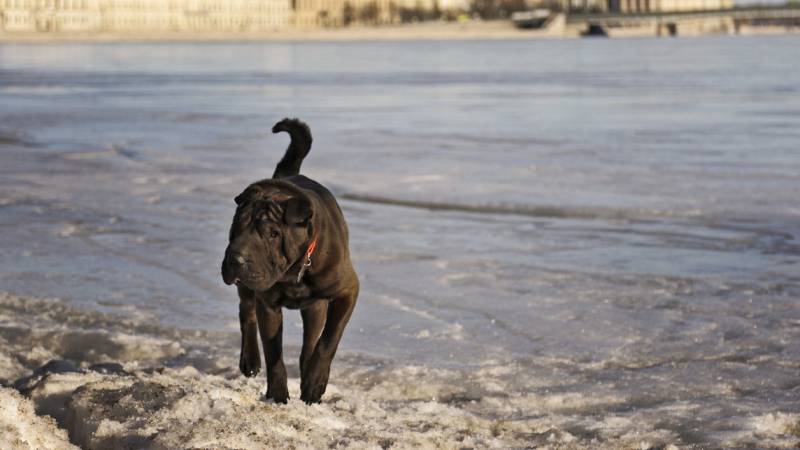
[339,0,567,25]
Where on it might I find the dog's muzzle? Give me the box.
[222,250,249,286]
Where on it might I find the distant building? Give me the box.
[567,0,609,13]
[0,0,292,32]
[566,0,732,13]
[607,0,733,13]
[0,0,453,31]
[439,0,467,11]
[0,0,736,33]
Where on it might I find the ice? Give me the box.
[0,39,799,448]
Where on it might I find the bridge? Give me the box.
[567,5,800,35]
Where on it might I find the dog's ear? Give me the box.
[283,196,313,226]
[234,193,246,205]
[235,185,260,206]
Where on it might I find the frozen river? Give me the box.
[1,36,799,447]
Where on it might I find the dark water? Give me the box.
[1,36,799,446]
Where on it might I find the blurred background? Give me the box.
[1,3,799,448]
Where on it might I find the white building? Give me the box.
[0,0,292,32]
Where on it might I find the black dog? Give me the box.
[221,118,359,404]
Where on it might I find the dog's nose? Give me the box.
[231,253,247,268]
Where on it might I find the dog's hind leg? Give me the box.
[256,299,289,403]
[300,300,327,380]
[238,287,261,378]
[300,284,359,404]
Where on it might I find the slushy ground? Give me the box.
[2,292,799,449]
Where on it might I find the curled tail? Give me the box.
[271,118,312,179]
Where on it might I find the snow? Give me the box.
[0,387,78,450]
[2,291,800,449]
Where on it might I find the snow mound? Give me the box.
[25,367,529,449]
[0,387,78,450]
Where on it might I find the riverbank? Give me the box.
[1,18,797,43]
[0,20,562,43]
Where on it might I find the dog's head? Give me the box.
[221,181,314,291]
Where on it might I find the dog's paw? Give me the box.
[300,361,330,404]
[239,352,261,378]
[300,384,326,404]
[266,383,289,404]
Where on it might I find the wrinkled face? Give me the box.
[221,186,313,291]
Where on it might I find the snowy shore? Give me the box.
[2,291,800,449]
[0,292,558,449]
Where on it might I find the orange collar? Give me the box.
[296,235,318,283]
[304,236,318,261]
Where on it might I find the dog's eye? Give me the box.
[269,230,280,239]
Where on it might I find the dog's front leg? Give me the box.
[300,286,358,404]
[300,300,327,380]
[238,287,261,378]
[256,299,289,403]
